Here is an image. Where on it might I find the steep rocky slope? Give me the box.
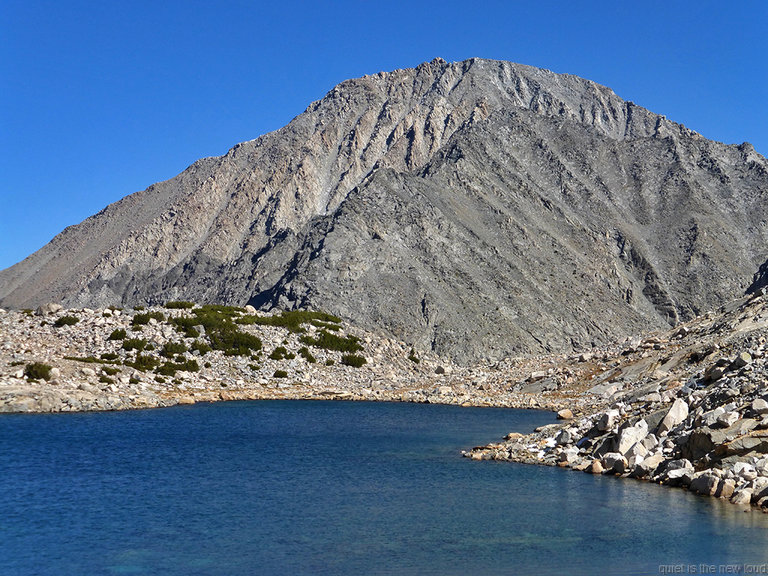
[2,58,768,362]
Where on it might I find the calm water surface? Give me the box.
[2,400,768,575]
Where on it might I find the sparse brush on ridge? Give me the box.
[156,359,199,376]
[237,310,342,333]
[172,306,261,356]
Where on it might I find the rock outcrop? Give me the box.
[2,58,768,362]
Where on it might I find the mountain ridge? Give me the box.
[2,57,768,363]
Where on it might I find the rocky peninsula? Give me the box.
[3,293,768,513]
[0,302,522,413]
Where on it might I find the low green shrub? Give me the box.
[310,319,341,331]
[172,306,261,356]
[161,341,188,357]
[171,316,201,338]
[99,375,114,384]
[54,315,79,327]
[127,354,160,371]
[102,366,120,376]
[408,349,420,363]
[325,359,335,366]
[65,355,121,365]
[197,304,244,316]
[298,346,316,363]
[122,338,148,352]
[300,330,362,353]
[108,329,127,341]
[132,311,165,326]
[191,340,212,355]
[156,358,200,376]
[209,327,262,356]
[165,301,195,309]
[24,362,53,381]
[269,346,295,360]
[273,369,288,378]
[64,356,100,363]
[341,354,367,367]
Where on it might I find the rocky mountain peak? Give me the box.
[2,58,768,363]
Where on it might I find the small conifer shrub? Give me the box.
[24,362,53,381]
[54,315,79,327]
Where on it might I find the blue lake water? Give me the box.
[2,400,768,575]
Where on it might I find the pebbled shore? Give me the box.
[3,294,768,512]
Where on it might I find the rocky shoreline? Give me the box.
[3,294,768,512]
[466,291,768,513]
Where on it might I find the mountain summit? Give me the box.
[2,58,768,362]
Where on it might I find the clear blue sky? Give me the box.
[2,1,766,270]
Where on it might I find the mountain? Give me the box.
[2,57,768,363]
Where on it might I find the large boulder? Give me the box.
[730,489,753,506]
[690,472,720,496]
[597,409,620,432]
[752,398,768,416]
[715,478,736,500]
[658,459,694,487]
[657,398,688,435]
[35,303,63,316]
[751,478,768,504]
[630,451,665,478]
[616,418,649,457]
[729,352,752,370]
[733,462,758,481]
[601,452,629,474]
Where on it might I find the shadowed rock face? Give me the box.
[2,57,768,362]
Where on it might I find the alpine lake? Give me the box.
[3,400,768,575]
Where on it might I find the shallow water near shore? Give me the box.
[2,400,768,575]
